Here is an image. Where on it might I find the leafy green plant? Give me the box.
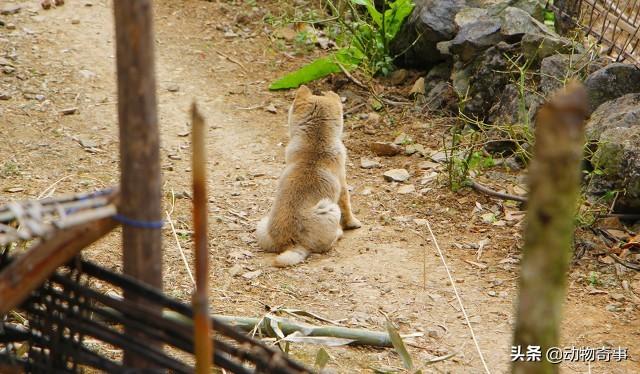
[269,0,415,90]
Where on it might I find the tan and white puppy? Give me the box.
[256,85,361,267]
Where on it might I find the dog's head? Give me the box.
[287,85,343,140]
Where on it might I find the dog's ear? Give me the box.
[323,91,341,102]
[295,85,312,101]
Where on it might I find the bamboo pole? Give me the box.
[191,103,212,373]
[113,0,163,367]
[512,82,589,374]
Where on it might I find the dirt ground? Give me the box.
[1,0,639,373]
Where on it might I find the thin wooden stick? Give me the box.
[191,102,212,373]
[512,82,589,374]
[469,180,528,203]
[424,220,491,374]
[165,210,195,285]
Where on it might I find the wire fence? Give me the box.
[555,0,640,66]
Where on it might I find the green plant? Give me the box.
[1,161,20,177]
[587,271,600,287]
[269,0,415,90]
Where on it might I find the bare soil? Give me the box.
[1,0,638,372]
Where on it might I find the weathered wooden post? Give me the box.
[191,103,212,372]
[113,0,163,367]
[512,82,589,374]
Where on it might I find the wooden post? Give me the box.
[191,103,212,373]
[113,0,163,367]
[512,82,589,374]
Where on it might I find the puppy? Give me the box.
[256,85,361,267]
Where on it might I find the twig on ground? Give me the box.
[344,103,365,116]
[336,62,367,89]
[607,253,640,271]
[214,50,248,72]
[424,220,491,374]
[469,179,527,203]
[37,175,73,199]
[166,210,195,285]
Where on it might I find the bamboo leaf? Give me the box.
[268,48,363,90]
[386,321,413,370]
[351,0,382,27]
[384,0,415,37]
[314,347,331,369]
[284,334,356,346]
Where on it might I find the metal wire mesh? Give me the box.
[0,252,313,374]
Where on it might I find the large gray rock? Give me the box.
[585,93,640,210]
[585,63,640,113]
[391,0,466,67]
[446,18,503,62]
[489,83,544,126]
[452,41,516,118]
[521,32,583,62]
[500,6,550,39]
[539,54,608,95]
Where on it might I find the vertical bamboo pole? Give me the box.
[113,0,162,367]
[191,103,212,372]
[512,82,589,374]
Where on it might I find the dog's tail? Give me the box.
[274,246,310,267]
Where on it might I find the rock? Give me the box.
[454,7,489,29]
[405,143,426,156]
[391,0,466,67]
[426,62,452,82]
[361,186,374,195]
[383,169,410,182]
[409,77,425,97]
[500,7,551,40]
[453,42,515,117]
[420,171,438,185]
[71,18,80,25]
[360,158,381,169]
[610,293,626,302]
[521,32,583,62]
[79,138,97,148]
[387,68,409,85]
[423,80,456,111]
[60,107,78,115]
[447,18,503,62]
[264,104,277,113]
[6,23,16,30]
[418,160,439,170]
[3,66,15,74]
[370,142,402,156]
[79,69,96,79]
[393,132,412,145]
[540,54,603,95]
[585,63,640,113]
[512,0,545,20]
[585,93,640,210]
[1,5,21,15]
[363,112,381,127]
[241,270,262,280]
[273,27,297,41]
[0,92,11,100]
[430,150,448,163]
[490,83,543,126]
[397,184,416,194]
[167,84,180,92]
[540,54,572,94]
